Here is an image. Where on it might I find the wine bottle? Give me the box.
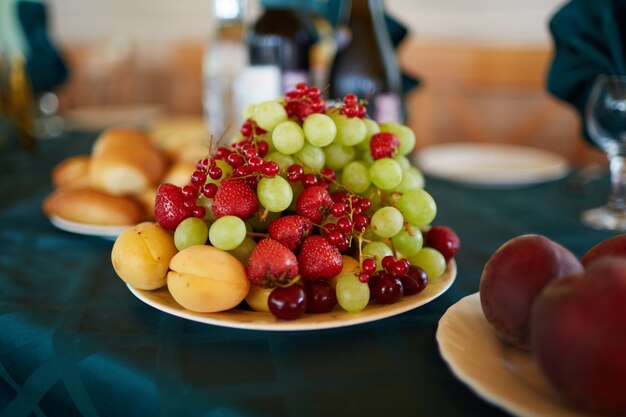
[247,0,317,93]
[203,0,248,138]
[328,0,403,123]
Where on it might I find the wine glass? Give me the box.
[581,75,626,231]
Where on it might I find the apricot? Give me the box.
[111,222,177,290]
[167,245,249,312]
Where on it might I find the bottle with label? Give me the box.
[328,0,403,124]
[203,0,249,139]
[246,0,317,93]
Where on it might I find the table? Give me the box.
[0,130,613,417]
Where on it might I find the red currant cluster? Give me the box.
[239,118,266,139]
[322,192,372,251]
[285,164,336,189]
[284,83,326,121]
[339,94,367,118]
[182,136,278,205]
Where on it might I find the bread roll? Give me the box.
[162,161,196,187]
[89,128,167,196]
[150,117,210,162]
[43,187,145,226]
[52,155,91,189]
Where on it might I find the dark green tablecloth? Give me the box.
[0,132,614,417]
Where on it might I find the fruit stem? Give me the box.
[246,231,269,238]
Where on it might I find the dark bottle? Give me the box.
[329,0,403,123]
[247,1,317,93]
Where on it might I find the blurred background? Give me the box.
[38,0,605,165]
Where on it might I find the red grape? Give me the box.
[304,280,337,313]
[268,285,307,320]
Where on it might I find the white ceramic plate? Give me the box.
[414,143,569,188]
[436,293,590,417]
[49,215,130,241]
[127,260,456,331]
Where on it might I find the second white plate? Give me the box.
[436,293,590,417]
[49,215,130,241]
[414,143,569,188]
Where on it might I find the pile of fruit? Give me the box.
[479,234,626,416]
[111,83,460,321]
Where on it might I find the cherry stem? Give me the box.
[246,231,268,238]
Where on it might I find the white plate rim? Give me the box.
[49,214,131,240]
[436,292,590,417]
[414,143,569,188]
[127,260,456,331]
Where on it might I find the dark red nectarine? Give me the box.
[531,258,626,415]
[581,234,626,266]
[479,234,583,349]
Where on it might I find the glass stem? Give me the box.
[607,155,626,213]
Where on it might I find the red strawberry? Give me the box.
[298,235,343,280]
[370,132,399,160]
[154,183,193,230]
[296,185,333,223]
[212,178,259,220]
[268,215,313,252]
[246,239,299,287]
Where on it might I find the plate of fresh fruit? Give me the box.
[111,84,460,329]
[438,234,626,416]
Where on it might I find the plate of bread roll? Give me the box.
[43,119,210,239]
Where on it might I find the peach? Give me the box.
[479,234,583,349]
[530,258,626,415]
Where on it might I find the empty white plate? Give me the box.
[414,143,569,188]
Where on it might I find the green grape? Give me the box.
[362,186,382,206]
[360,149,374,165]
[323,144,355,171]
[393,167,425,192]
[380,122,416,155]
[396,189,437,227]
[174,217,209,251]
[242,104,256,120]
[196,195,216,223]
[357,117,381,152]
[332,113,367,146]
[248,206,280,231]
[409,247,446,281]
[288,181,304,212]
[206,159,233,186]
[294,144,325,172]
[391,225,423,257]
[266,151,294,171]
[272,121,305,155]
[228,237,257,264]
[336,272,370,312]
[393,155,411,170]
[362,241,393,270]
[254,100,288,131]
[342,161,371,194]
[257,176,293,212]
[208,215,246,250]
[371,206,404,238]
[369,158,403,190]
[303,113,337,147]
